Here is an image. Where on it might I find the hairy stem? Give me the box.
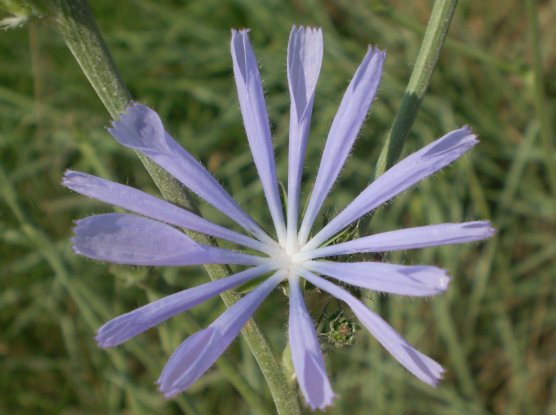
[375,0,458,176]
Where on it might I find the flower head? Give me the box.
[64,27,494,410]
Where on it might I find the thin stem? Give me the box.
[382,7,522,74]
[50,1,300,414]
[525,0,555,364]
[526,0,556,196]
[374,0,458,177]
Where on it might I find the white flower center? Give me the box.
[266,236,311,277]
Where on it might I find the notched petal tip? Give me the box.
[461,220,496,241]
[300,351,335,410]
[231,27,250,35]
[61,169,80,189]
[61,168,78,179]
[108,103,169,153]
[287,25,324,118]
[429,369,445,387]
[367,45,387,55]
[367,44,387,56]
[231,29,257,83]
[95,314,137,349]
[70,238,83,256]
[437,272,451,292]
[463,220,495,231]
[397,265,451,294]
[290,25,322,34]
[422,127,478,158]
[401,344,445,386]
[349,46,385,90]
[108,102,143,128]
[95,331,115,349]
[457,125,479,143]
[156,328,217,396]
[62,170,99,194]
[70,221,92,256]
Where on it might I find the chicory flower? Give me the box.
[64,27,493,410]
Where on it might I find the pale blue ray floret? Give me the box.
[63,27,494,410]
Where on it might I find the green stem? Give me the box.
[374,0,458,177]
[382,7,521,74]
[526,0,556,196]
[49,1,300,414]
[525,0,556,372]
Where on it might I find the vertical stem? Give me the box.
[525,0,555,383]
[525,0,556,196]
[50,1,300,414]
[374,0,458,177]
[51,0,129,117]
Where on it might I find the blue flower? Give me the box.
[64,27,493,410]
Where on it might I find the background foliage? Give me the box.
[1,0,555,414]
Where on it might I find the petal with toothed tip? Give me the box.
[298,47,385,245]
[63,171,274,254]
[304,261,450,296]
[289,277,335,410]
[301,270,444,386]
[157,273,283,397]
[303,221,495,259]
[305,127,479,250]
[96,264,274,348]
[231,30,287,244]
[285,26,323,248]
[72,213,263,266]
[108,103,274,245]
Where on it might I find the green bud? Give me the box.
[319,309,360,348]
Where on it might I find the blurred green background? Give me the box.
[1,0,555,414]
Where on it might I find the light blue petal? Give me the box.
[300,270,444,386]
[298,47,385,244]
[109,103,275,246]
[231,30,287,244]
[302,221,495,259]
[289,277,334,410]
[286,27,323,250]
[72,213,264,266]
[63,171,275,254]
[157,272,284,397]
[305,127,480,250]
[96,264,274,348]
[305,261,450,296]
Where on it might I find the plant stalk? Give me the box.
[375,0,458,177]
